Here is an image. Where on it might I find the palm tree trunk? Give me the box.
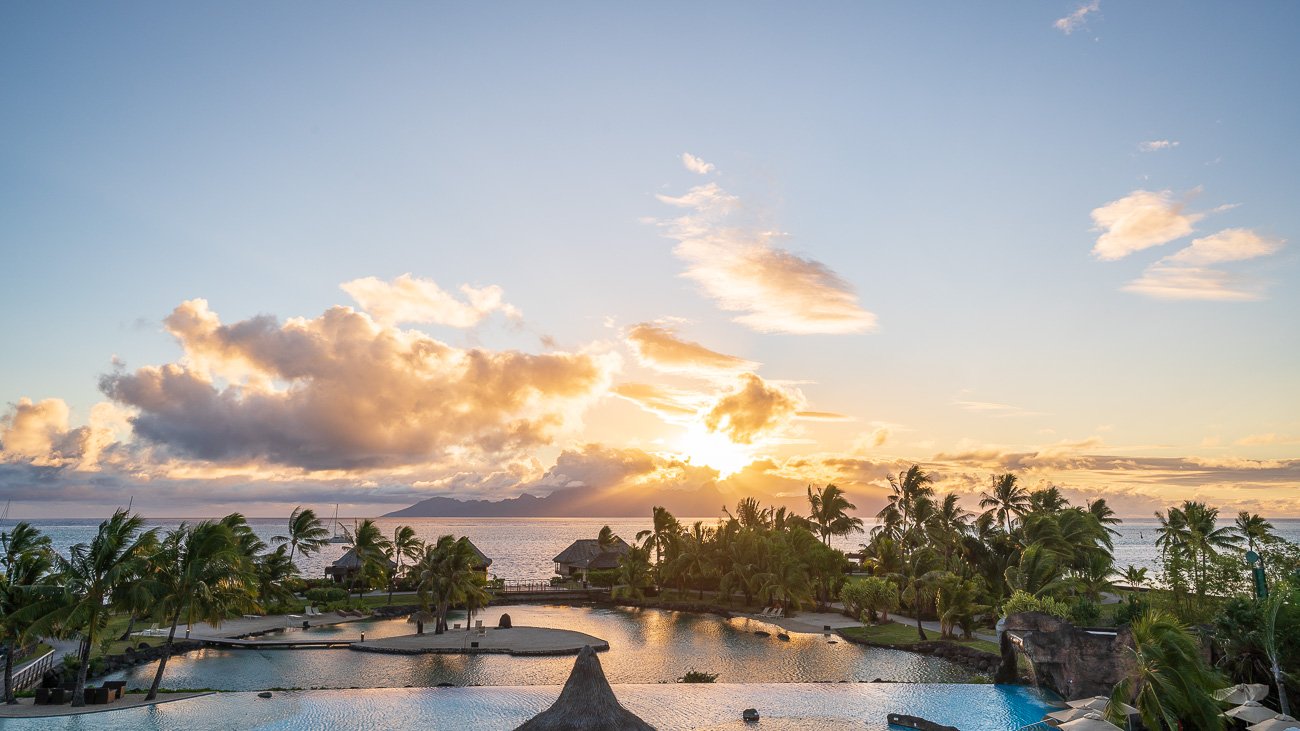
[146,613,181,701]
[3,639,16,705]
[1274,657,1291,717]
[914,594,927,641]
[71,621,93,707]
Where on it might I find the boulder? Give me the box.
[498,613,513,629]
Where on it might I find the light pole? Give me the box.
[1245,550,1268,600]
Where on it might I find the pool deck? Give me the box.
[137,610,370,643]
[351,625,609,656]
[737,610,862,635]
[0,691,211,718]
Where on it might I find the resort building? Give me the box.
[553,538,630,578]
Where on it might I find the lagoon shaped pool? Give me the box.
[104,604,978,690]
[0,683,1056,731]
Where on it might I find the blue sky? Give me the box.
[1,2,1297,517]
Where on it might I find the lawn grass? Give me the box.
[839,621,1001,655]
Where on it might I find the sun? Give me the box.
[671,424,757,477]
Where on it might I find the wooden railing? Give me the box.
[495,580,600,593]
[6,648,54,694]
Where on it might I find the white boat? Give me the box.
[327,504,349,543]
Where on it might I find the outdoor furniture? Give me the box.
[1247,716,1300,731]
[103,680,127,700]
[1217,684,1271,704]
[35,687,67,705]
[83,685,111,705]
[1227,702,1283,724]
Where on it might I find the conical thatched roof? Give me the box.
[515,645,653,731]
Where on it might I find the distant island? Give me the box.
[383,485,732,518]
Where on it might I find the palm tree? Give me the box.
[807,483,864,545]
[597,525,621,552]
[1181,501,1241,602]
[636,506,681,576]
[271,507,330,571]
[341,519,392,598]
[1235,511,1276,574]
[1120,565,1148,589]
[1,523,55,704]
[883,465,934,538]
[1087,498,1122,538]
[666,522,713,599]
[256,545,298,608]
[1027,486,1069,513]
[1005,544,1074,598]
[1109,610,1226,730]
[142,520,253,700]
[415,535,488,634]
[1261,590,1291,716]
[612,545,654,600]
[386,525,422,604]
[979,473,1030,535]
[53,510,157,707]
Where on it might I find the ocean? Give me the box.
[3,515,1297,582]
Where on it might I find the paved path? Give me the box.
[0,692,210,718]
[154,610,369,640]
[886,613,999,643]
[353,625,608,656]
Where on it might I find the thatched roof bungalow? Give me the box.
[553,538,630,577]
[326,538,492,582]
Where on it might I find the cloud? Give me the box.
[98,299,615,471]
[1090,190,1203,261]
[1138,140,1180,152]
[612,382,706,419]
[340,273,520,327]
[703,373,803,444]
[953,400,1044,418]
[1235,433,1300,446]
[681,153,715,175]
[657,179,877,334]
[0,398,126,470]
[1163,228,1284,266]
[624,322,758,375]
[1054,0,1099,34]
[1123,228,1285,301]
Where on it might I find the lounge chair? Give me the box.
[103,680,127,700]
[772,608,785,618]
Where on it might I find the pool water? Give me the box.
[104,605,978,690]
[0,683,1057,730]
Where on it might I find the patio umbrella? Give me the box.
[1248,715,1300,731]
[1066,696,1138,715]
[1049,707,1100,723]
[1059,712,1123,731]
[1227,702,1282,724]
[515,645,653,731]
[1217,683,1271,704]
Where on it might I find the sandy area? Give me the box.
[139,610,369,641]
[352,625,608,656]
[0,691,210,718]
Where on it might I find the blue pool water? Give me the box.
[0,683,1057,730]
[102,605,978,689]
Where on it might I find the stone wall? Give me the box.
[996,612,1135,699]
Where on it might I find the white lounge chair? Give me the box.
[756,607,772,617]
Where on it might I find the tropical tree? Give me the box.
[807,483,864,545]
[255,545,298,608]
[1236,511,1276,574]
[271,506,330,571]
[597,525,621,552]
[141,520,253,700]
[415,535,489,634]
[1005,544,1074,598]
[1120,565,1149,589]
[53,510,157,707]
[665,522,713,599]
[341,519,392,598]
[0,523,55,704]
[934,573,990,639]
[636,506,681,574]
[979,473,1030,534]
[386,525,422,604]
[841,576,899,623]
[1261,590,1292,716]
[1109,610,1226,730]
[612,545,654,600]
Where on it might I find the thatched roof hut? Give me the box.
[515,645,652,731]
[553,539,630,576]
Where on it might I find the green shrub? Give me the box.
[841,577,900,622]
[305,587,348,604]
[1001,590,1072,620]
[1070,598,1101,626]
[678,669,718,683]
[1113,594,1149,625]
[585,569,619,588]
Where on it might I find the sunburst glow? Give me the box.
[671,424,758,477]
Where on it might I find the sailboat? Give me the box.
[328,504,349,543]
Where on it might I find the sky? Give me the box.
[1,2,1298,518]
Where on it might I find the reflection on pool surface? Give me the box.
[104,605,977,690]
[0,684,1057,731]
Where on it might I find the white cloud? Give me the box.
[1123,228,1285,301]
[682,153,716,175]
[1138,140,1180,152]
[624,322,759,375]
[1054,0,1100,34]
[1163,228,1284,266]
[341,273,521,328]
[953,400,1044,417]
[1091,189,1203,261]
[657,178,877,335]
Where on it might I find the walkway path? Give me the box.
[0,692,210,718]
[886,613,999,644]
[354,625,608,656]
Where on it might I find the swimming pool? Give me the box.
[0,683,1057,730]
[103,605,979,689]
